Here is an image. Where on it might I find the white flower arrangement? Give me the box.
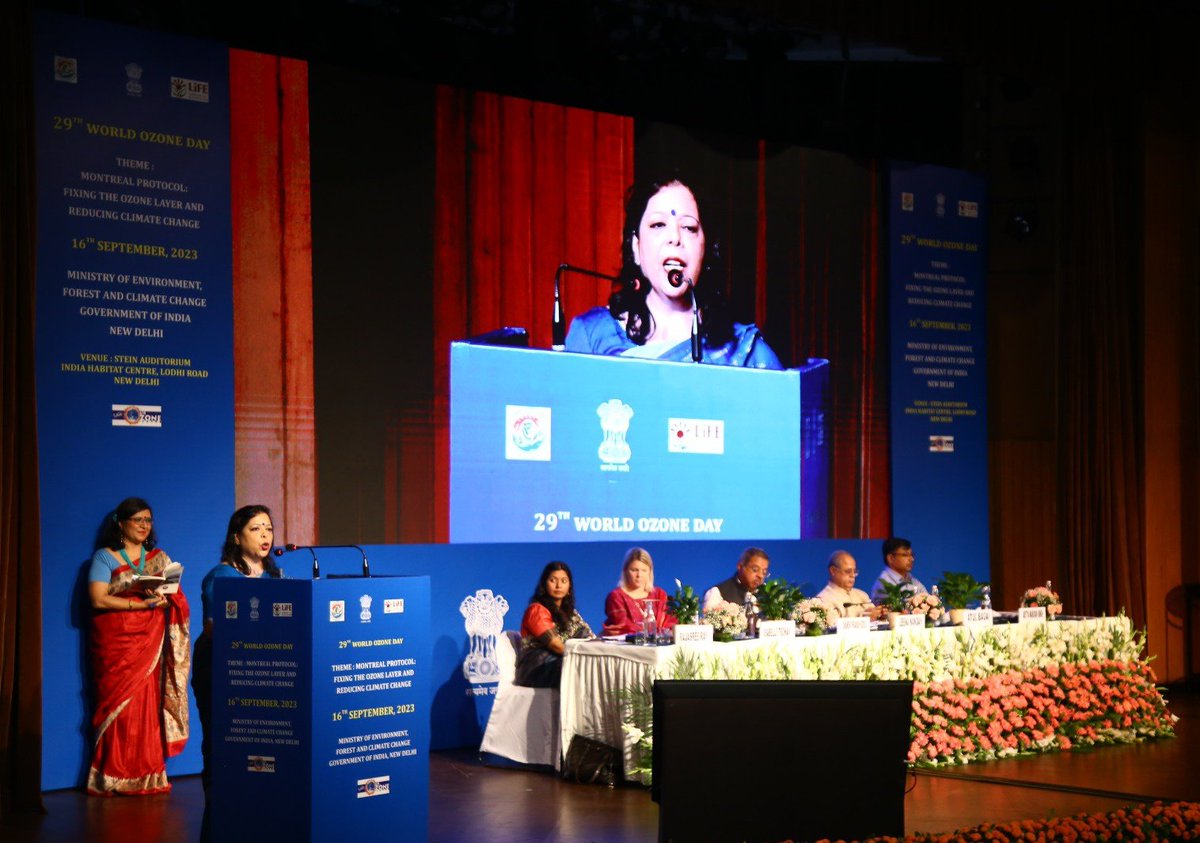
[1022,585,1063,618]
[789,596,839,631]
[701,600,747,638]
[906,591,945,622]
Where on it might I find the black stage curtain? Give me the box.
[0,0,46,817]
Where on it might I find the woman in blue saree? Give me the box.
[565,173,783,369]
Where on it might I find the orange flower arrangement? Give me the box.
[907,659,1176,766]
[808,800,1200,842]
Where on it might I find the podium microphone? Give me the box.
[275,544,319,579]
[668,270,702,363]
[552,263,620,350]
[277,544,368,578]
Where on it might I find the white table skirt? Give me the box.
[559,616,1130,778]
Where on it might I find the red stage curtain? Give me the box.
[229,50,317,543]
[420,88,633,542]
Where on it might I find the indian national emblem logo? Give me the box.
[460,589,509,683]
[597,398,634,472]
[124,62,143,97]
[249,596,260,621]
[359,594,373,623]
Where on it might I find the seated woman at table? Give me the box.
[602,547,677,637]
[515,561,593,688]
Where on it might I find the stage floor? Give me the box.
[5,686,1197,843]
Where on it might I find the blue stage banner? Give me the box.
[33,11,234,788]
[887,162,989,582]
[450,344,807,543]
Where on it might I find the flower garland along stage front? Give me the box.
[801,800,1200,843]
[608,615,1175,778]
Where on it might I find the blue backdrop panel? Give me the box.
[34,11,234,789]
[450,344,805,543]
[212,577,431,843]
[887,162,989,584]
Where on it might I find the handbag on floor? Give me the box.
[561,735,620,787]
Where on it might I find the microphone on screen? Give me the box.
[553,263,621,350]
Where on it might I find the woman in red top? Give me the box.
[515,561,593,687]
[602,547,677,637]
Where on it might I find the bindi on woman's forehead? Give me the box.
[670,209,676,216]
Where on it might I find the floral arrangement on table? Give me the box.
[755,577,804,621]
[905,592,944,626]
[667,579,701,625]
[935,571,987,611]
[701,600,747,641]
[1021,585,1063,618]
[804,800,1200,843]
[878,580,917,615]
[790,596,839,635]
[906,658,1176,767]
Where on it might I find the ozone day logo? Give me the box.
[112,404,163,427]
[505,405,551,461]
[460,589,509,683]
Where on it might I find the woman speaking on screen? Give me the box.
[85,496,190,795]
[565,173,783,369]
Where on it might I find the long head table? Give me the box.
[560,616,1145,778]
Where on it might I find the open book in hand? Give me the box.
[134,562,184,594]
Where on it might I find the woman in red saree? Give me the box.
[86,496,190,795]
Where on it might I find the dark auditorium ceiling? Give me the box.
[32,0,1186,164]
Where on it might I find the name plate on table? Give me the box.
[836,616,871,639]
[1018,606,1047,625]
[964,609,994,627]
[674,624,714,643]
[758,620,797,638]
[890,613,925,630]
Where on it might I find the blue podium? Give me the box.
[211,576,431,842]
[450,343,830,542]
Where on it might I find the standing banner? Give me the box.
[888,163,989,581]
[34,11,234,788]
[212,576,431,842]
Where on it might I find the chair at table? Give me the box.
[479,630,560,767]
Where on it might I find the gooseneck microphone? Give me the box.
[275,543,319,579]
[665,269,702,362]
[552,263,621,350]
[275,544,371,578]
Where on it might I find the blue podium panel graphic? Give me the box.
[213,577,430,843]
[450,344,806,543]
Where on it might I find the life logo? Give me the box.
[329,600,345,622]
[170,76,210,103]
[667,418,725,455]
[505,405,551,461]
[357,775,390,799]
[112,404,162,427]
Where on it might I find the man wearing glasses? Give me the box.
[702,547,770,611]
[816,550,881,619]
[869,537,928,606]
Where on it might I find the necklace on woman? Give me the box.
[119,545,146,573]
